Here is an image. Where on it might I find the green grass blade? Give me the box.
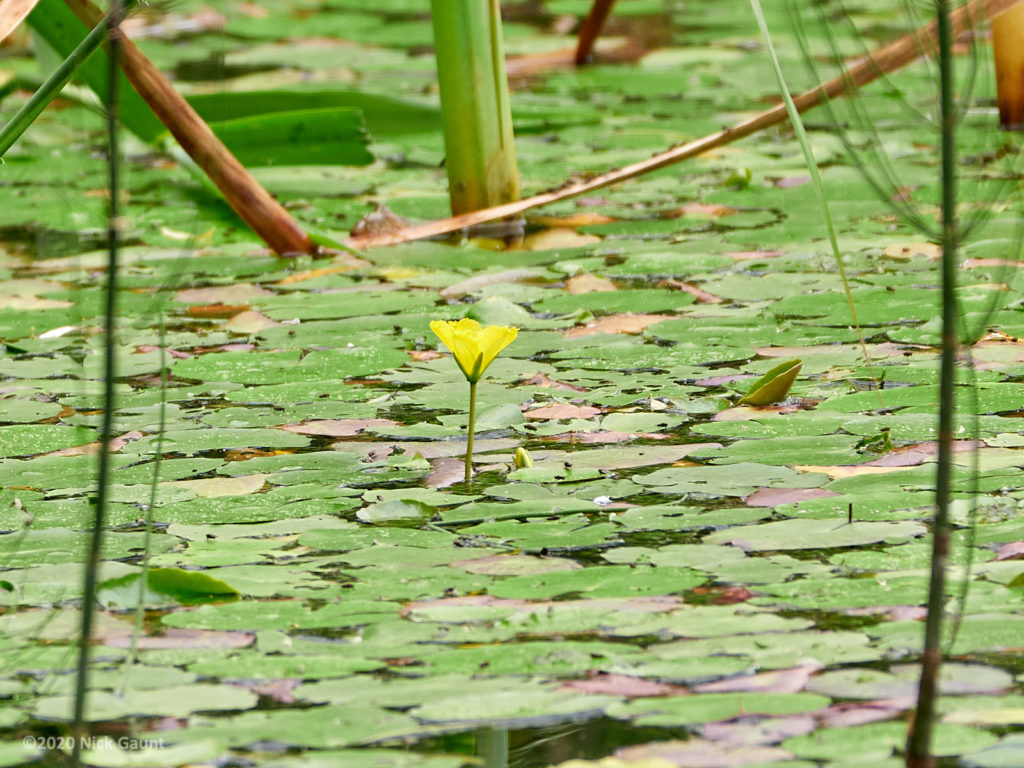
[748,0,882,406]
[0,1,136,156]
[26,0,161,143]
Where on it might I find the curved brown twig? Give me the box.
[348,0,1022,252]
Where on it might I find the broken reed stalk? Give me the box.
[61,0,314,256]
[429,0,521,216]
[0,0,40,44]
[993,1,1024,128]
[71,1,122,762]
[906,1,959,764]
[575,0,617,64]
[347,0,1023,251]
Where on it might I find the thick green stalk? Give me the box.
[906,2,957,766]
[72,2,122,762]
[465,381,477,486]
[476,726,508,768]
[429,0,521,215]
[748,0,881,405]
[0,0,136,157]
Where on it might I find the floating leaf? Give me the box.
[98,568,240,607]
[357,499,436,524]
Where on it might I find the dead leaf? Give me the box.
[745,487,841,507]
[725,250,783,262]
[549,430,670,444]
[962,257,1022,268]
[38,325,78,339]
[280,418,400,437]
[274,255,370,284]
[665,202,736,218]
[994,541,1024,561]
[884,242,941,260]
[408,349,444,362]
[695,373,755,387]
[330,441,395,462]
[226,310,278,334]
[425,457,464,489]
[564,313,671,338]
[453,554,581,576]
[245,678,299,704]
[402,594,679,619]
[44,431,144,457]
[520,372,589,392]
[0,0,40,46]
[525,403,602,420]
[702,715,816,748]
[174,284,273,304]
[560,672,688,698]
[163,474,267,498]
[394,438,517,460]
[0,296,73,310]
[774,175,811,188]
[350,204,411,237]
[236,1,269,17]
[688,585,754,605]
[615,739,792,768]
[566,273,618,294]
[224,448,280,462]
[791,464,905,480]
[695,663,820,694]
[855,439,977,468]
[440,269,542,299]
[663,278,723,304]
[713,400,819,421]
[529,211,615,227]
[104,628,254,650]
[846,605,927,622]
[817,697,914,728]
[187,304,252,319]
[523,228,602,251]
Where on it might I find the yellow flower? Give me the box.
[430,318,518,383]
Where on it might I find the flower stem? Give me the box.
[466,381,477,486]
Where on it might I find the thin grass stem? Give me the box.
[121,316,167,694]
[748,0,882,404]
[0,0,136,157]
[71,2,122,762]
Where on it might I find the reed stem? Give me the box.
[906,2,958,765]
[429,0,521,215]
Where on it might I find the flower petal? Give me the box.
[475,325,518,377]
[430,319,515,383]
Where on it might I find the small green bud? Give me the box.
[514,447,534,469]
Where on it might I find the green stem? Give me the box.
[428,0,520,215]
[907,2,957,766]
[466,381,477,486]
[748,0,881,406]
[72,1,123,763]
[122,315,167,694]
[0,0,136,157]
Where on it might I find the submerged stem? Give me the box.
[466,381,477,486]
